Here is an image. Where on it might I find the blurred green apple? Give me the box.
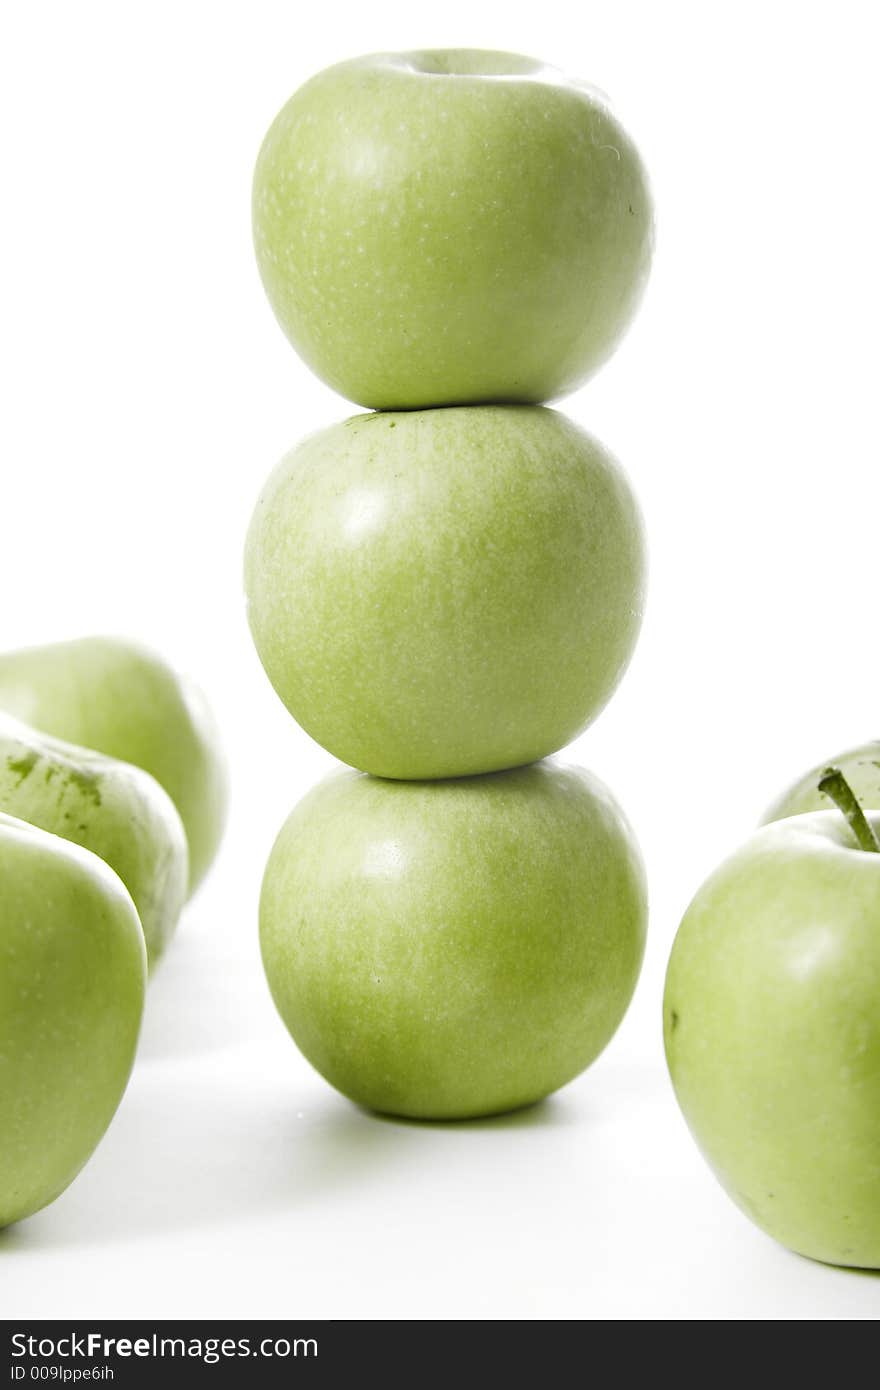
[253,49,653,409]
[245,406,645,779]
[664,775,880,1267]
[0,637,227,895]
[763,739,880,824]
[0,812,145,1227]
[260,760,647,1120]
[0,713,187,966]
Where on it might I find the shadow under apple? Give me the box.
[0,1056,572,1251]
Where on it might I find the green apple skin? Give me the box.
[0,714,188,967]
[260,760,647,1120]
[762,741,880,824]
[0,638,227,895]
[253,50,653,410]
[245,406,645,780]
[664,811,880,1267]
[0,812,145,1228]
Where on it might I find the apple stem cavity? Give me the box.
[817,765,880,853]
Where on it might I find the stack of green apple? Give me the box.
[0,637,228,1227]
[245,50,655,1119]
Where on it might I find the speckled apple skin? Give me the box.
[0,637,227,896]
[0,714,188,967]
[762,741,880,824]
[0,814,145,1227]
[245,406,645,780]
[664,811,880,1268]
[260,760,647,1120]
[252,49,653,410]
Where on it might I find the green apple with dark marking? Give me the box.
[260,759,647,1120]
[0,637,227,895]
[0,714,187,966]
[245,405,645,779]
[664,768,880,1267]
[253,49,653,409]
[763,740,880,824]
[0,812,145,1227]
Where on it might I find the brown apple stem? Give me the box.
[818,766,880,853]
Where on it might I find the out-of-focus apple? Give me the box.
[0,813,145,1227]
[762,739,880,824]
[665,769,880,1267]
[0,637,227,895]
[0,713,188,966]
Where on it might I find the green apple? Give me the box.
[260,760,647,1120]
[253,49,653,409]
[0,713,187,966]
[664,769,880,1267]
[245,406,645,779]
[0,812,145,1227]
[763,739,880,824]
[0,637,227,895]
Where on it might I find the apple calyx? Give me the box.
[817,765,880,853]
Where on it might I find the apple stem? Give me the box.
[817,766,880,853]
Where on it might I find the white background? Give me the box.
[2,0,879,1321]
